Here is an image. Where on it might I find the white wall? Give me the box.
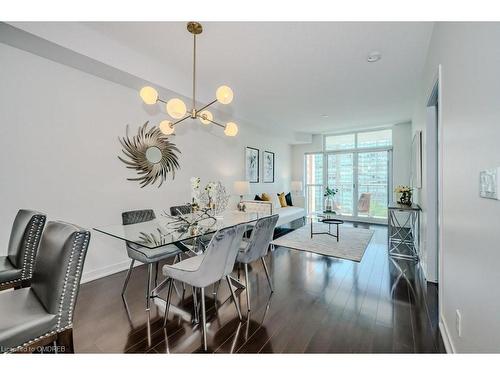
[412,23,500,353]
[0,43,291,282]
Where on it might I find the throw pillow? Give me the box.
[285,192,293,206]
[254,194,263,201]
[277,192,288,208]
[261,193,271,201]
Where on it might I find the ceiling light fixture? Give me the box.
[139,22,238,137]
[367,51,382,63]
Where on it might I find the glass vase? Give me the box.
[324,196,335,212]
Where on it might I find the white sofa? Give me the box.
[243,194,306,227]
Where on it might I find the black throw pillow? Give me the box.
[285,192,293,206]
[254,194,263,201]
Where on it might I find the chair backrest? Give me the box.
[122,209,156,255]
[169,205,191,216]
[238,214,279,264]
[122,209,156,225]
[195,224,246,287]
[358,193,371,213]
[30,221,90,330]
[7,209,46,280]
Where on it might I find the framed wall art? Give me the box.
[245,147,260,183]
[263,150,275,183]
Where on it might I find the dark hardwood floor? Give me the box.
[74,222,445,353]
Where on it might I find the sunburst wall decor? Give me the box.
[118,122,181,188]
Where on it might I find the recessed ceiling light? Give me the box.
[367,51,382,63]
[321,114,329,118]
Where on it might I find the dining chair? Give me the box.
[236,214,279,311]
[162,223,246,351]
[0,221,90,353]
[0,209,46,291]
[121,210,184,323]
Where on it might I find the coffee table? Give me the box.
[308,212,344,242]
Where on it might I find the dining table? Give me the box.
[93,209,269,341]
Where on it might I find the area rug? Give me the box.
[271,223,374,262]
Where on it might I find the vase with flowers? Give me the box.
[394,185,413,206]
[323,186,339,213]
[190,177,201,211]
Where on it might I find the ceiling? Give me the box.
[82,22,434,133]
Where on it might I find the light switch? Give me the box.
[480,167,500,199]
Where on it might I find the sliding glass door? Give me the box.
[357,151,390,220]
[325,149,391,221]
[326,153,354,215]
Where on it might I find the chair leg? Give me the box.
[244,263,251,311]
[56,328,74,353]
[192,286,199,323]
[201,287,207,351]
[163,278,173,327]
[146,264,153,337]
[121,259,135,296]
[226,276,243,321]
[178,253,186,292]
[261,257,274,292]
[154,261,159,287]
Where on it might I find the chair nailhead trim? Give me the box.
[21,215,46,280]
[56,231,89,329]
[5,325,73,354]
[0,278,23,287]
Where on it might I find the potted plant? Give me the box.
[394,185,413,206]
[323,187,339,213]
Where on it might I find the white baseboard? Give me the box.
[439,315,455,353]
[81,259,137,284]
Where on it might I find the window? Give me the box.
[357,129,392,148]
[324,133,355,151]
[325,129,392,151]
[305,128,393,221]
[305,153,324,213]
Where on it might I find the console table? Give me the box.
[388,203,421,261]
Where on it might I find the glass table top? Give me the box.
[307,211,339,220]
[93,210,269,249]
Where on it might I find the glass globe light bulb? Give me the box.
[159,120,175,135]
[198,110,213,125]
[139,86,158,105]
[166,98,187,119]
[224,122,238,137]
[216,85,234,104]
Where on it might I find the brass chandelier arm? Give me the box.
[198,116,226,129]
[196,99,218,113]
[171,115,191,126]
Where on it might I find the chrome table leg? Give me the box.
[121,259,135,297]
[226,276,243,321]
[163,278,173,327]
[261,257,274,292]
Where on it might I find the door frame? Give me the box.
[426,65,444,342]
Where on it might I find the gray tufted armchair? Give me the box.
[236,214,279,311]
[0,221,90,353]
[0,209,46,291]
[162,223,246,351]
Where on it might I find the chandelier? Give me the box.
[139,22,238,137]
